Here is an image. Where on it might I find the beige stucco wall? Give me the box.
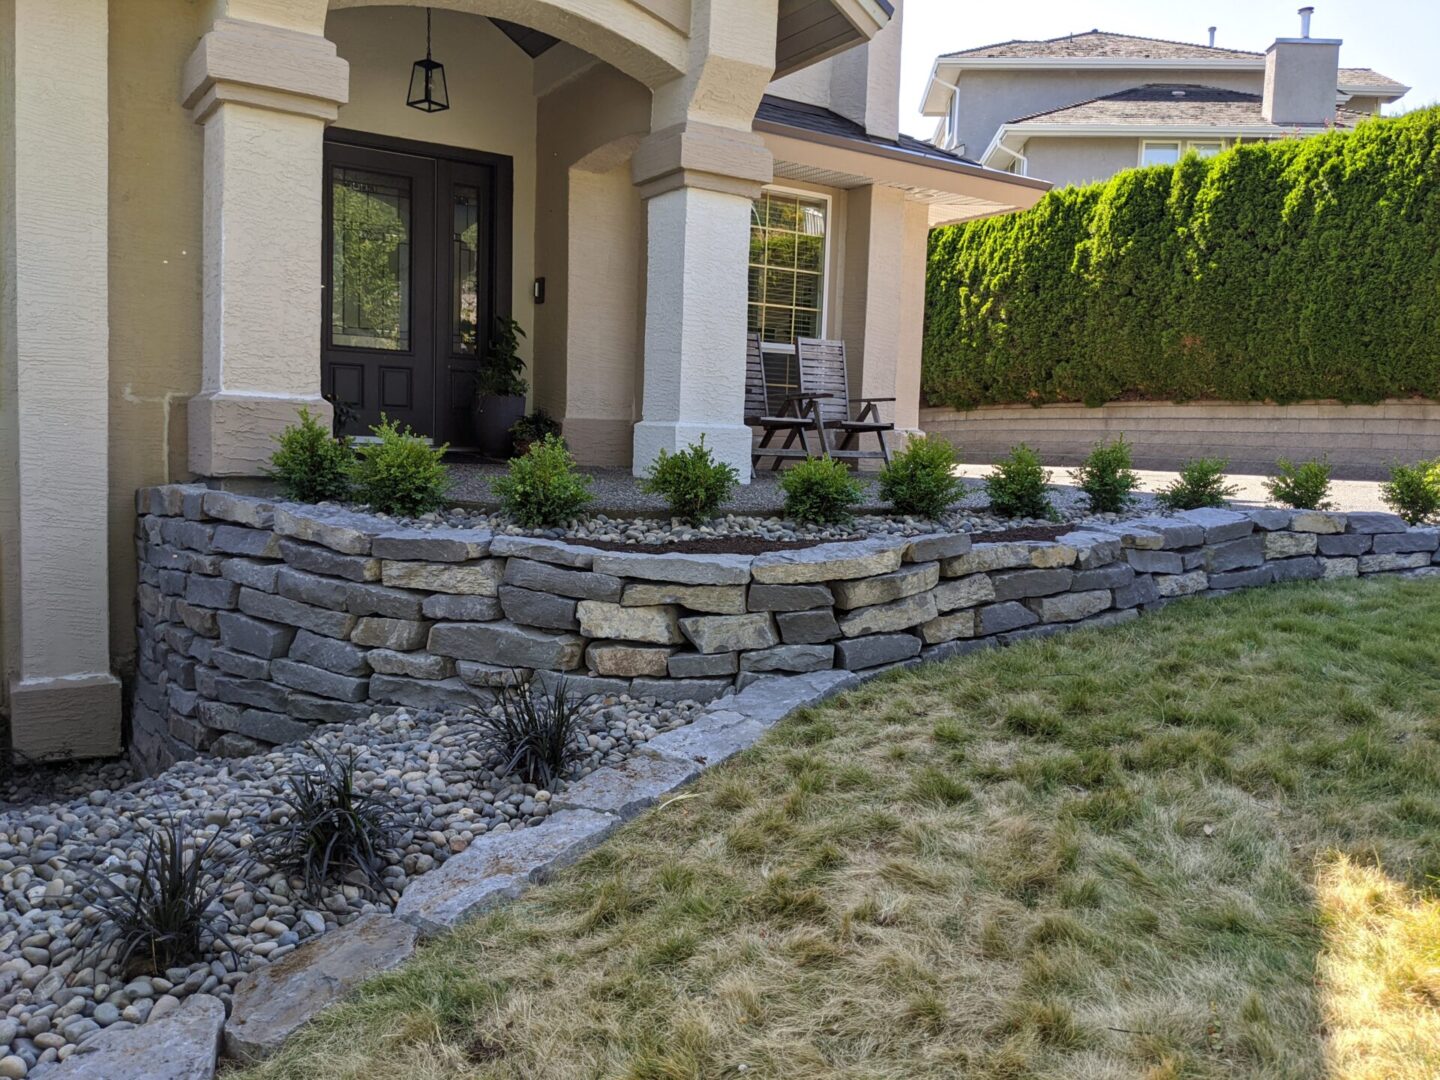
[0,0,17,718]
[1019,135,1148,188]
[921,400,1440,479]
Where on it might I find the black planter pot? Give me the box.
[472,394,526,458]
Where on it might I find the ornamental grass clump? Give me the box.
[780,455,863,525]
[1265,457,1335,510]
[267,407,354,503]
[348,416,450,516]
[479,678,586,789]
[641,436,739,523]
[984,444,1053,519]
[1155,457,1239,512]
[1070,436,1141,514]
[877,435,966,519]
[251,747,398,903]
[1381,459,1440,525]
[77,815,235,978]
[493,434,594,527]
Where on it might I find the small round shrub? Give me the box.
[267,407,353,503]
[1155,457,1238,512]
[877,434,965,519]
[348,416,450,517]
[640,436,739,524]
[780,456,863,524]
[1381,459,1440,525]
[1264,457,1334,510]
[1070,436,1140,514]
[493,434,594,527]
[984,444,1053,518]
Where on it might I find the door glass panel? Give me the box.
[331,167,412,351]
[452,184,482,355]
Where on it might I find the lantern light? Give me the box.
[407,8,449,113]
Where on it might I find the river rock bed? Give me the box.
[0,695,701,1076]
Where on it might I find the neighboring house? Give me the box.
[920,11,1409,188]
[0,0,1046,755]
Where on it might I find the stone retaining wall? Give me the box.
[132,484,1440,772]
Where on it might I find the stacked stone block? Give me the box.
[131,486,1440,774]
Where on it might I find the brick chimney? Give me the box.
[1262,6,1341,126]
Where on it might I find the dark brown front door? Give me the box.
[322,131,512,447]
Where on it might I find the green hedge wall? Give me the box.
[923,107,1440,410]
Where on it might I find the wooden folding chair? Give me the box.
[745,333,827,472]
[795,337,893,465]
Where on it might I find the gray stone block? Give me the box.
[1204,534,1265,571]
[502,558,622,602]
[1071,563,1134,590]
[586,641,673,677]
[630,676,735,704]
[368,674,484,712]
[833,632,922,670]
[1055,530,1123,569]
[285,694,374,724]
[990,567,1073,601]
[578,600,683,644]
[1126,549,1184,574]
[1263,531,1319,559]
[592,550,752,586]
[178,601,221,637]
[217,611,296,659]
[1290,511,1347,534]
[1359,551,1430,573]
[1125,517,1205,548]
[1112,575,1159,609]
[271,659,369,702]
[680,612,778,653]
[198,700,314,746]
[429,621,585,669]
[534,669,631,700]
[212,524,281,559]
[903,533,972,563]
[212,675,289,712]
[488,534,595,567]
[1246,507,1293,531]
[643,711,770,766]
[931,572,996,612]
[921,637,997,664]
[351,616,431,650]
[221,558,281,593]
[1154,570,1209,597]
[394,812,617,938]
[278,537,380,582]
[499,585,580,631]
[289,628,370,676]
[1175,507,1253,542]
[1320,556,1359,579]
[421,593,503,621]
[919,609,976,644]
[239,588,358,640]
[1344,512,1410,535]
[225,914,415,1062]
[746,583,834,611]
[456,661,528,687]
[370,528,491,562]
[1372,529,1440,554]
[738,644,835,673]
[830,562,939,609]
[184,574,239,610]
[736,671,779,692]
[272,505,374,555]
[381,559,503,595]
[1206,565,1273,590]
[366,649,453,680]
[668,651,739,677]
[1269,556,1323,582]
[160,518,217,553]
[211,647,271,680]
[50,990,225,1080]
[977,601,1039,635]
[751,537,905,584]
[551,754,703,819]
[620,583,747,614]
[203,490,274,528]
[1024,589,1111,623]
[1318,533,1371,556]
[719,669,859,725]
[344,581,426,620]
[838,591,937,637]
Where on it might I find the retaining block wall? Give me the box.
[131,484,1440,773]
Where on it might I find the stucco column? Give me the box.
[2,0,123,756]
[182,18,348,476]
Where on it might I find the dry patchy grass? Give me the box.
[235,576,1440,1080]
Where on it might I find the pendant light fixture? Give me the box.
[407,8,449,113]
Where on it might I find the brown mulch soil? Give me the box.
[569,535,860,556]
[967,524,1075,544]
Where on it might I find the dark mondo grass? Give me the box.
[479,678,587,789]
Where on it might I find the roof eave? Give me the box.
[981,120,1348,163]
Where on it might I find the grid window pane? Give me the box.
[1141,141,1181,167]
[331,167,412,351]
[748,191,827,346]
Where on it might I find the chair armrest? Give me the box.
[854,396,896,404]
[783,392,835,400]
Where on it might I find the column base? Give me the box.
[188,391,333,478]
[632,421,753,484]
[8,672,123,760]
[561,416,634,469]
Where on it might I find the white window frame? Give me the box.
[1187,139,1226,159]
[1139,138,1229,167]
[1138,140,1182,167]
[748,185,834,357]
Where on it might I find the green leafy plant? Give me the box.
[479,679,586,788]
[1070,436,1141,514]
[493,434,594,527]
[475,316,529,400]
[509,409,561,457]
[641,437,739,524]
[780,456,864,525]
[1381,459,1440,525]
[267,407,353,503]
[77,816,235,978]
[348,415,450,517]
[250,747,398,903]
[1264,457,1335,510]
[1155,457,1238,511]
[877,434,966,519]
[984,444,1053,518]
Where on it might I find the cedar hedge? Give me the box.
[923,107,1440,410]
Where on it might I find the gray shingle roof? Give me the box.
[942,30,1261,62]
[1338,67,1407,91]
[1007,84,1373,129]
[756,94,984,166]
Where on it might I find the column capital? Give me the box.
[632,122,773,200]
[182,17,349,124]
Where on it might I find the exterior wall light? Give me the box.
[407,8,449,113]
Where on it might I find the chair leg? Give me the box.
[876,429,891,466]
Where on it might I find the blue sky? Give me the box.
[898,0,1439,136]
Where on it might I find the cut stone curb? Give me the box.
[45,994,225,1080]
[394,810,618,937]
[550,752,703,819]
[224,913,417,1063]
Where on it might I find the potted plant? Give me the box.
[472,316,529,458]
[509,409,562,457]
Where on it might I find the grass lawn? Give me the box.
[237,576,1440,1080]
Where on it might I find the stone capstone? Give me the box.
[1289,511,1347,534]
[751,538,905,584]
[1343,512,1409,535]
[48,992,225,1080]
[272,506,374,555]
[1174,507,1253,542]
[904,532,972,562]
[488,535,596,567]
[592,551,752,586]
[370,528,490,562]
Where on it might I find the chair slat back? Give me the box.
[743,332,768,422]
[796,338,851,425]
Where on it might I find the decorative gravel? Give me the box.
[0,695,702,1075]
